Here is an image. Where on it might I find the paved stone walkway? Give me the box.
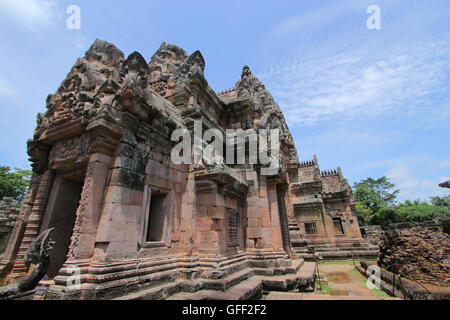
[265,262,400,300]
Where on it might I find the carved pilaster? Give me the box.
[67,135,116,260]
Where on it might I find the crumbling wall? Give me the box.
[378,226,450,286]
[360,225,384,246]
[0,198,20,255]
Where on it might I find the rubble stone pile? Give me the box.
[378,227,450,286]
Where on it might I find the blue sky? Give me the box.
[0,0,449,202]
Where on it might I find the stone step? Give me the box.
[295,250,378,261]
[253,258,304,276]
[264,292,401,300]
[202,268,254,291]
[309,243,373,249]
[113,281,181,300]
[115,260,315,300]
[167,278,262,300]
[295,246,378,253]
[201,258,250,280]
[258,261,316,292]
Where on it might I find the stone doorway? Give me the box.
[146,192,168,242]
[40,174,84,278]
[333,218,344,235]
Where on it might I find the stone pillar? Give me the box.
[253,175,272,249]
[67,152,112,260]
[246,172,263,249]
[320,203,334,239]
[276,187,292,254]
[267,181,283,251]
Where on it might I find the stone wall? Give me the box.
[389,215,450,234]
[360,225,384,246]
[378,226,449,286]
[0,198,20,256]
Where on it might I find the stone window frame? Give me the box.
[304,221,318,235]
[227,209,240,247]
[139,184,174,249]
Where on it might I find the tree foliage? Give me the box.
[353,176,399,225]
[430,195,450,209]
[395,200,450,222]
[0,166,32,202]
[352,176,450,229]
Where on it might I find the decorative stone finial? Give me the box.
[241,65,252,79]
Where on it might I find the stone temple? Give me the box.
[0,40,377,299]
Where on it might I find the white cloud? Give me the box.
[256,0,450,129]
[254,1,450,203]
[0,0,59,31]
[258,39,450,128]
[386,164,420,198]
[385,164,449,202]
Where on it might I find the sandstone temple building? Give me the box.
[0,40,377,299]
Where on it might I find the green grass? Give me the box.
[315,279,333,295]
[319,260,360,266]
[347,268,389,298]
[315,262,391,298]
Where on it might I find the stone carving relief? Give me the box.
[32,40,125,141]
[49,134,92,169]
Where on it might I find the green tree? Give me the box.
[354,202,373,226]
[430,195,450,209]
[396,200,450,222]
[370,206,399,229]
[0,166,32,202]
[352,176,399,225]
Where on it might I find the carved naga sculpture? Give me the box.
[0,228,55,300]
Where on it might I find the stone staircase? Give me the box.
[115,259,317,300]
[288,219,379,261]
[293,241,379,261]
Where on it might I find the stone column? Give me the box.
[67,152,112,260]
[267,181,283,251]
[276,187,292,254]
[66,131,117,261]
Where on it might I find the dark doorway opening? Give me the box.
[146,193,168,242]
[41,175,83,278]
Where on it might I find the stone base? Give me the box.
[45,250,315,300]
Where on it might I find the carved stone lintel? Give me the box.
[48,134,92,171]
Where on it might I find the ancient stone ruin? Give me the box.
[289,157,378,260]
[0,198,20,257]
[378,227,449,286]
[0,40,374,299]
